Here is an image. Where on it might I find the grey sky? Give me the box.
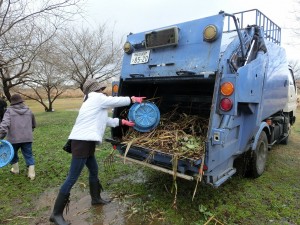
[82,0,299,60]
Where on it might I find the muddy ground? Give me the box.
[32,170,165,225]
[33,188,128,225]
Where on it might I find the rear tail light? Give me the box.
[198,164,208,174]
[220,98,233,111]
[219,81,234,112]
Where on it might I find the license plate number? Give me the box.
[130,50,150,64]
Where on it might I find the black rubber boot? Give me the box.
[90,181,111,205]
[49,192,70,225]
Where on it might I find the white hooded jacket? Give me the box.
[68,92,131,143]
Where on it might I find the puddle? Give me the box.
[110,170,148,184]
[33,187,128,225]
[32,171,169,225]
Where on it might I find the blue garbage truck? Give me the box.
[107,9,297,187]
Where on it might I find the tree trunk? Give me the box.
[2,81,11,103]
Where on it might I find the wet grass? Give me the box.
[0,99,299,225]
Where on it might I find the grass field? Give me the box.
[0,99,299,225]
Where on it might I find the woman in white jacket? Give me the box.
[50,78,145,225]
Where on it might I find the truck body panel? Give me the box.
[121,14,224,79]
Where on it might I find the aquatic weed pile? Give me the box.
[122,111,208,159]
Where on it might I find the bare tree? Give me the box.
[294,0,300,35]
[0,23,54,100]
[0,0,82,102]
[19,39,71,112]
[58,24,123,90]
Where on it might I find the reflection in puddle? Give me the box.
[92,200,127,225]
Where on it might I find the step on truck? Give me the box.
[107,9,297,187]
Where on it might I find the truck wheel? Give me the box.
[250,131,268,178]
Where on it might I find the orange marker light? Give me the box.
[266,119,272,125]
[112,84,119,94]
[220,82,234,96]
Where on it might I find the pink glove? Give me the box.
[122,119,135,127]
[131,96,146,103]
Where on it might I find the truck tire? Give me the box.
[249,131,268,178]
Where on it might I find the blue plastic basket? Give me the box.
[128,102,160,132]
[0,140,14,168]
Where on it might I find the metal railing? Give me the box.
[224,9,281,45]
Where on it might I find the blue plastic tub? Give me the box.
[0,140,14,168]
[128,102,160,132]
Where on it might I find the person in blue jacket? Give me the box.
[50,78,145,225]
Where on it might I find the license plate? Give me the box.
[130,50,150,64]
